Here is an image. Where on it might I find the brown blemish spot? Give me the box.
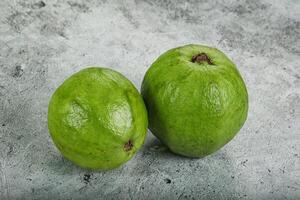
[191,53,213,65]
[124,140,133,152]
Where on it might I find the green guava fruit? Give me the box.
[141,44,248,158]
[48,67,148,170]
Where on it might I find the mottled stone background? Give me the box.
[0,0,299,199]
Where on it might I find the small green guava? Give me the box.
[141,44,248,158]
[48,67,148,170]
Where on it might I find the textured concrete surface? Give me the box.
[0,0,299,199]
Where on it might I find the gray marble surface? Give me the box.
[0,0,299,199]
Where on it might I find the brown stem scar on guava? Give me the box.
[124,140,133,151]
[191,53,213,65]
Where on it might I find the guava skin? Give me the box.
[141,44,248,158]
[48,67,148,170]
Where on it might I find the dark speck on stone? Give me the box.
[13,65,23,78]
[67,2,89,13]
[2,124,5,126]
[17,135,24,140]
[7,145,13,155]
[35,1,46,8]
[241,159,248,166]
[83,174,91,183]
[164,178,171,184]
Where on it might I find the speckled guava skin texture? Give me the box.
[48,67,148,170]
[141,44,248,158]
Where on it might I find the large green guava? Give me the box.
[48,67,148,170]
[141,44,248,158]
